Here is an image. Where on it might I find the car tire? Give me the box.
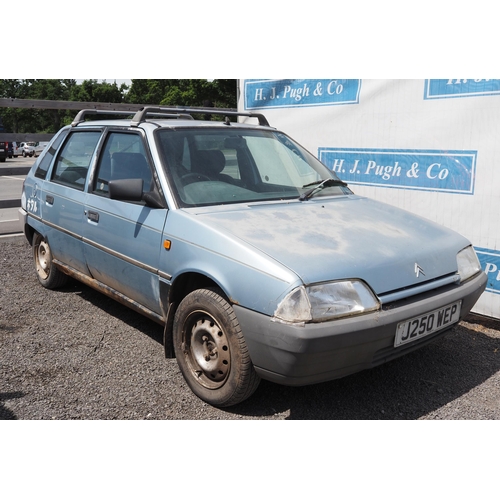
[33,232,68,289]
[173,288,260,407]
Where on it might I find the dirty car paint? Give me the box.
[190,195,469,295]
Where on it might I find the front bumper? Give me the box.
[234,271,487,386]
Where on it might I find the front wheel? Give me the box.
[173,288,260,407]
[33,232,68,289]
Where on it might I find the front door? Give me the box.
[83,130,168,315]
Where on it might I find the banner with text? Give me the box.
[318,148,477,194]
[424,79,500,99]
[244,79,361,109]
[239,79,500,318]
[476,248,500,295]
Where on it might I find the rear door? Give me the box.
[83,130,168,315]
[41,129,102,275]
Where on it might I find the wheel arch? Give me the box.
[163,271,231,359]
[171,271,230,304]
[24,223,36,246]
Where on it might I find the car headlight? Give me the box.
[457,246,481,283]
[274,280,380,324]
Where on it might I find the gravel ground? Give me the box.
[1,236,500,420]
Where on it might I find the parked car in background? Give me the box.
[8,141,23,158]
[19,107,487,407]
[20,142,36,157]
[4,141,50,159]
[35,142,49,157]
[14,142,23,157]
[0,140,7,162]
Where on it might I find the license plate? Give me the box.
[395,301,462,347]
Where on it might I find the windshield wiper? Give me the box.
[299,178,348,201]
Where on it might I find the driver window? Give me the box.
[94,132,152,197]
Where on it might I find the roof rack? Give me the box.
[131,106,271,127]
[71,106,271,128]
[71,108,193,127]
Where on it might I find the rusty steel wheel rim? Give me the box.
[182,311,231,390]
[35,239,52,280]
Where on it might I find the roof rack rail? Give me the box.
[130,107,195,126]
[71,108,194,127]
[131,106,271,127]
[71,109,136,127]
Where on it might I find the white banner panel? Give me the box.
[239,79,500,319]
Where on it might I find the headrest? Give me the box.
[195,150,226,175]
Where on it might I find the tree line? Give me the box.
[0,79,238,133]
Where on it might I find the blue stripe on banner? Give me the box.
[318,148,476,194]
[424,79,500,99]
[475,247,500,295]
[244,79,361,109]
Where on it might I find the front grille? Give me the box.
[378,273,460,306]
[380,277,461,313]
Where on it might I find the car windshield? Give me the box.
[156,127,350,207]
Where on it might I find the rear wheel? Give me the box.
[173,288,260,407]
[33,232,68,289]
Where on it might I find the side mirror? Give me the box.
[109,178,143,202]
[108,178,166,208]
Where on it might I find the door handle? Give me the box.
[87,211,99,223]
[45,195,54,205]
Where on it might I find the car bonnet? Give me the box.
[191,195,470,296]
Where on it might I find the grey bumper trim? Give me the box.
[233,271,487,386]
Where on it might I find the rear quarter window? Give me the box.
[51,131,101,190]
[34,129,70,179]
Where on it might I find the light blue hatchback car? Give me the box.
[20,107,487,407]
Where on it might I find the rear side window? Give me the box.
[34,129,70,179]
[51,131,101,190]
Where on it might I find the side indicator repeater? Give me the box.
[163,239,172,251]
